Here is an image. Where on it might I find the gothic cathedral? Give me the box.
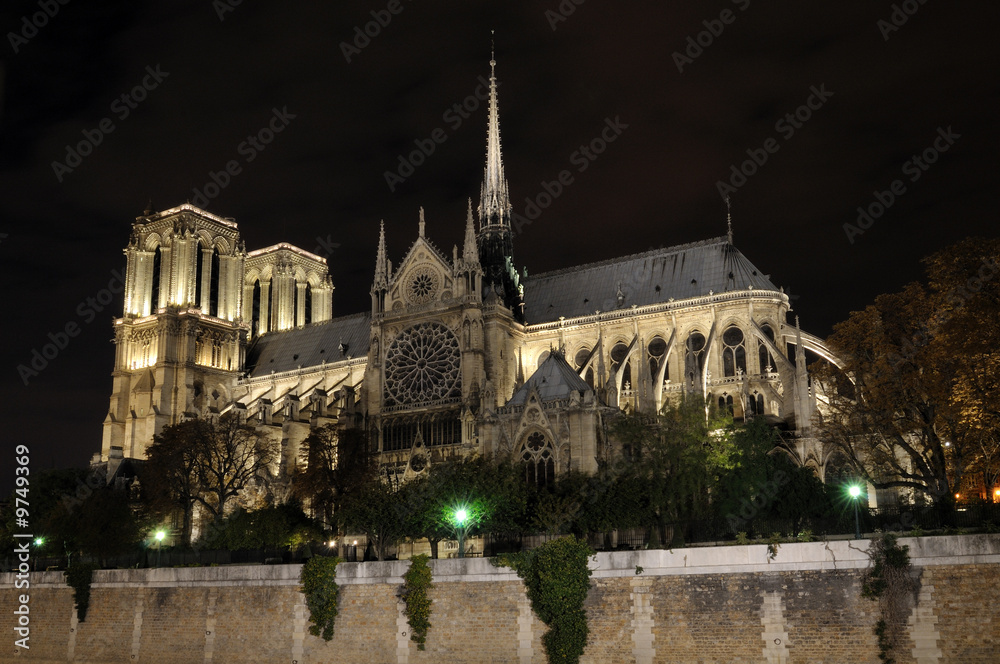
[99,59,839,484]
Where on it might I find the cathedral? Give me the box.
[98,58,840,485]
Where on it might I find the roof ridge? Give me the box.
[525,236,730,281]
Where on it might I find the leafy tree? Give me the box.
[714,418,833,533]
[143,420,204,545]
[340,478,408,561]
[207,502,321,550]
[611,396,735,545]
[817,237,1000,508]
[293,425,374,526]
[400,455,529,557]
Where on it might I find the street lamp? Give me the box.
[848,485,863,540]
[155,530,166,567]
[454,508,469,558]
[32,537,44,571]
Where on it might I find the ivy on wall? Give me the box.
[400,554,433,650]
[496,535,593,664]
[861,534,914,664]
[300,556,342,641]
[65,563,97,622]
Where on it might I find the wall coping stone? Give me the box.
[4,534,998,590]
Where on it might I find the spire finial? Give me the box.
[478,41,511,228]
[418,207,425,237]
[374,220,388,286]
[725,195,733,244]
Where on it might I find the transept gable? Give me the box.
[386,214,457,312]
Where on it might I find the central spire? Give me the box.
[475,43,522,321]
[478,49,511,229]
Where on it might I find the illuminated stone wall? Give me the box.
[3,535,997,663]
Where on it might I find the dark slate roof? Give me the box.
[507,351,592,406]
[522,237,777,324]
[245,312,371,377]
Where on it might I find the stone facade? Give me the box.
[3,535,999,663]
[96,58,841,483]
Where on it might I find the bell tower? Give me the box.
[102,204,248,460]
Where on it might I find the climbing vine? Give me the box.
[300,556,342,641]
[65,563,97,622]
[861,534,914,664]
[400,554,433,650]
[497,535,593,664]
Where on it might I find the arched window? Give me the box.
[522,431,555,488]
[150,247,162,314]
[719,394,734,415]
[305,285,312,325]
[722,326,746,377]
[759,324,776,373]
[648,336,667,385]
[251,279,262,337]
[209,249,220,316]
[684,332,706,388]
[611,341,631,388]
[575,347,595,388]
[537,350,550,370]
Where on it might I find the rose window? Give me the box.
[384,322,461,405]
[405,266,440,305]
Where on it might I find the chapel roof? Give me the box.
[521,237,778,324]
[507,351,593,406]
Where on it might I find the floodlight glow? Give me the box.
[455,508,468,524]
[155,530,166,542]
[34,537,44,546]
[848,485,862,498]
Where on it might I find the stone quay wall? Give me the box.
[2,535,998,663]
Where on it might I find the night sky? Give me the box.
[1,1,997,486]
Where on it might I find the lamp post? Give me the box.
[155,530,166,567]
[848,485,863,540]
[454,508,469,558]
[33,537,44,571]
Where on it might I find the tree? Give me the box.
[714,418,833,534]
[143,420,204,545]
[340,478,408,561]
[816,237,1000,508]
[142,415,279,539]
[399,455,528,558]
[194,414,279,523]
[611,395,735,545]
[293,425,374,526]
